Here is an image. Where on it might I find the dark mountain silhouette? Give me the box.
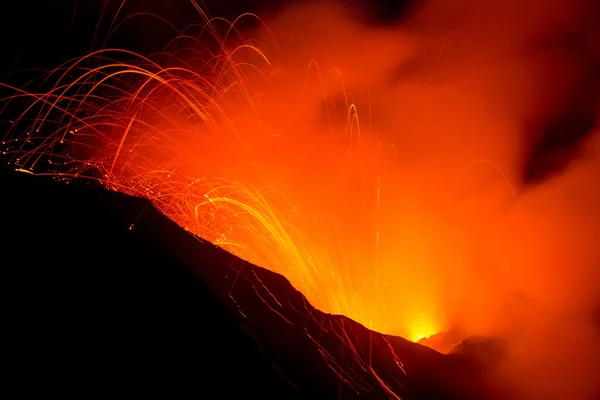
[1,167,504,398]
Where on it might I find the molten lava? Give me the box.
[3,3,600,397]
[1,6,463,342]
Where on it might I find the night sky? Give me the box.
[1,1,600,398]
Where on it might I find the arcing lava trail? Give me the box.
[2,1,600,398]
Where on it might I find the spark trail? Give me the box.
[1,8,447,344]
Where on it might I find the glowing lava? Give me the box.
[6,1,600,398]
[0,2,515,343]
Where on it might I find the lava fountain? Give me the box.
[1,2,453,342]
[2,1,600,397]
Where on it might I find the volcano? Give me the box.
[1,167,505,399]
[3,0,600,398]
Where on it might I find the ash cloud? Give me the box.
[252,0,600,398]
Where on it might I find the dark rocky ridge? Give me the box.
[1,167,502,398]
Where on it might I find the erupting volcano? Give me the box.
[2,0,600,399]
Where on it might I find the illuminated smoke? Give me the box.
[2,0,600,398]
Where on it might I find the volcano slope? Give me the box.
[1,167,502,399]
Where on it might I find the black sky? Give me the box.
[0,0,412,76]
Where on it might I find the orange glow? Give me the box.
[1,7,457,342]
[3,1,600,397]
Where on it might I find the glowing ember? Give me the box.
[5,0,600,398]
[0,7,455,343]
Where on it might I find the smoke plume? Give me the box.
[251,0,600,398]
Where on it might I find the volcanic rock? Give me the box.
[1,167,500,399]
